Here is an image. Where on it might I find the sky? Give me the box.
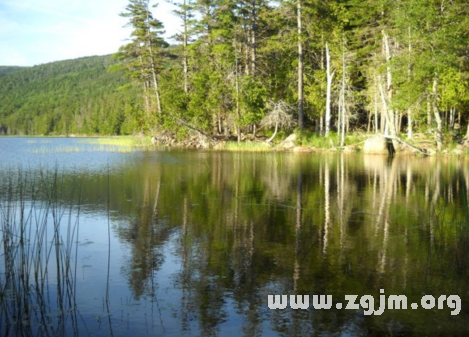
[0,0,180,66]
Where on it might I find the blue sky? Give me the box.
[0,0,179,66]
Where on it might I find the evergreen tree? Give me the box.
[116,0,168,121]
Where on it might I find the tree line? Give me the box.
[117,0,469,149]
[1,0,468,149]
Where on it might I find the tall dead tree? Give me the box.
[297,0,304,129]
[325,42,334,137]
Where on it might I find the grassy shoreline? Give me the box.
[2,132,468,156]
[84,132,469,156]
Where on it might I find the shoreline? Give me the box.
[2,133,469,157]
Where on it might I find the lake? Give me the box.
[1,137,468,336]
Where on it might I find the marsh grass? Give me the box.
[29,145,137,154]
[81,135,153,148]
[0,169,82,336]
[222,141,272,152]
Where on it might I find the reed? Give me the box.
[0,169,82,336]
[82,135,153,148]
[222,141,273,152]
[29,144,137,154]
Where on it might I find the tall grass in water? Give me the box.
[0,169,82,336]
[223,141,272,152]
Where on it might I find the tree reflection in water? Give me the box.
[47,152,469,336]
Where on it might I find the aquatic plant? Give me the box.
[0,169,82,336]
[222,141,272,152]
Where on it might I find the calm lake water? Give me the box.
[1,137,469,336]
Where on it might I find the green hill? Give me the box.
[0,55,141,135]
[0,66,26,77]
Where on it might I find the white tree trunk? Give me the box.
[432,73,443,151]
[266,122,279,143]
[182,0,189,94]
[325,42,334,137]
[145,6,162,114]
[407,109,413,139]
[250,0,257,76]
[407,27,412,139]
[339,37,346,147]
[297,0,304,129]
[382,30,398,150]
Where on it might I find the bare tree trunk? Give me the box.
[143,80,151,112]
[139,56,151,112]
[250,0,257,76]
[382,30,398,150]
[407,26,413,139]
[338,88,345,146]
[398,111,403,133]
[339,37,346,147]
[427,93,432,126]
[378,75,398,149]
[432,73,443,151]
[182,0,189,94]
[383,31,392,103]
[234,38,241,142]
[325,42,334,136]
[145,6,162,114]
[297,0,304,129]
[407,109,413,139]
[149,73,161,111]
[266,122,278,143]
[372,73,380,134]
[367,110,372,133]
[244,27,251,76]
[374,89,379,134]
[450,107,455,129]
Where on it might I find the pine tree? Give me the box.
[116,0,168,118]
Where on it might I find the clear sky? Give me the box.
[0,0,179,67]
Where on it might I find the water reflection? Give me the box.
[108,152,469,336]
[2,144,469,336]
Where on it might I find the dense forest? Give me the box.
[1,0,469,150]
[114,0,469,149]
[0,56,141,135]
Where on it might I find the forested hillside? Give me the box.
[0,56,142,135]
[115,0,469,149]
[0,67,25,77]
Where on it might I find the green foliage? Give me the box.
[439,68,468,110]
[0,56,140,135]
[239,76,267,126]
[296,130,338,148]
[0,66,25,77]
[305,69,326,119]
